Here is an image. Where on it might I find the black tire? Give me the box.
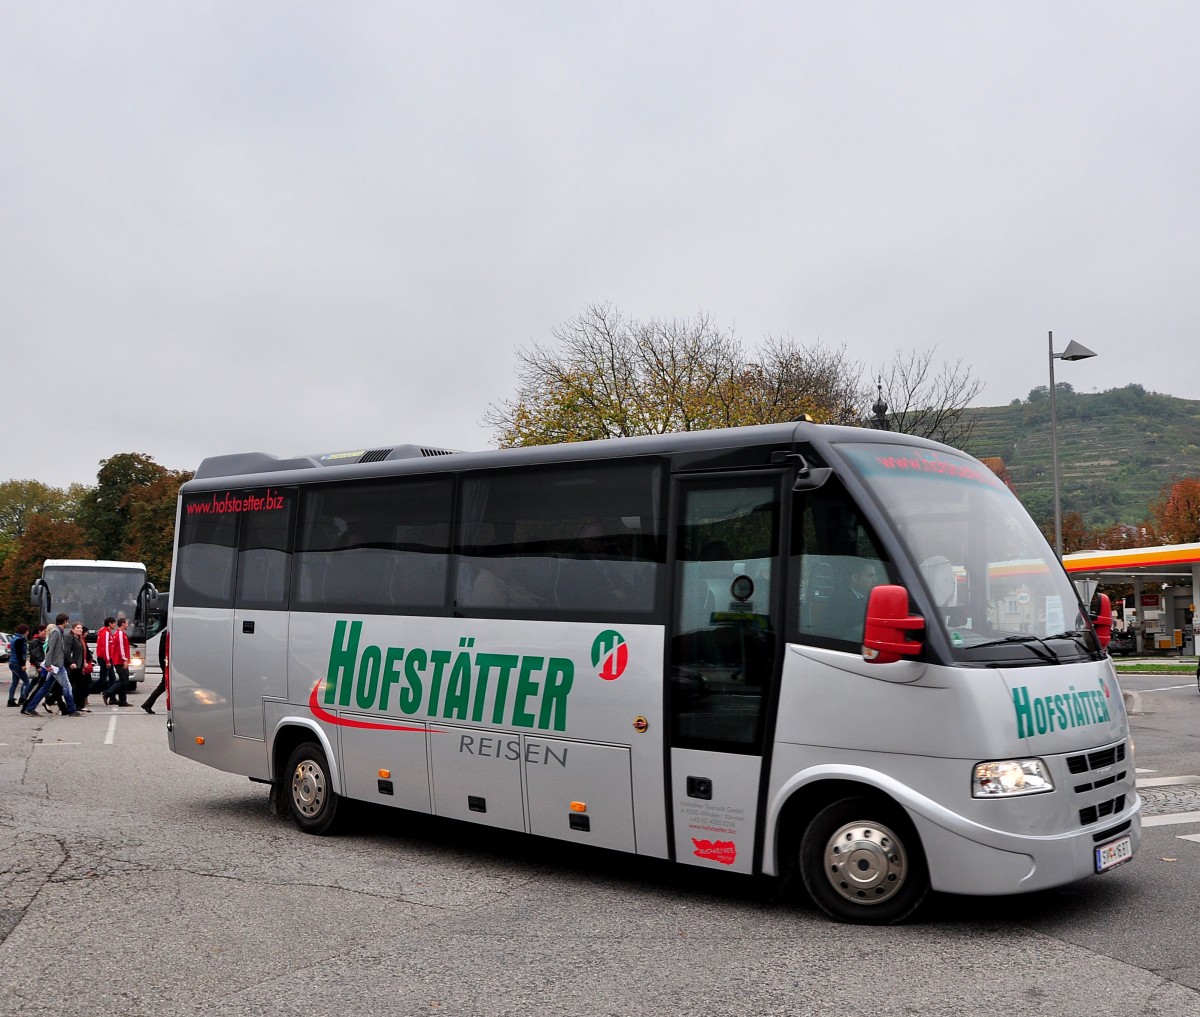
[283,741,342,835]
[798,795,928,924]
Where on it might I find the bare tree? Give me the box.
[747,335,867,426]
[874,348,984,446]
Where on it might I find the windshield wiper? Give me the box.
[1044,629,1095,652]
[968,634,1059,663]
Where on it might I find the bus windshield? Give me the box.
[41,564,150,639]
[838,442,1100,664]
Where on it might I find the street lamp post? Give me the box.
[1048,330,1097,558]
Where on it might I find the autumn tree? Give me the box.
[124,470,193,588]
[0,514,92,629]
[0,480,88,566]
[736,335,866,427]
[1040,511,1091,555]
[76,453,169,560]
[486,304,989,450]
[1148,477,1200,544]
[484,304,736,444]
[484,303,870,447]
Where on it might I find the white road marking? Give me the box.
[1141,684,1194,693]
[1142,812,1200,827]
[32,741,81,747]
[1177,833,1200,843]
[104,716,117,745]
[1137,775,1200,787]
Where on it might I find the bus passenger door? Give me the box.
[232,487,295,740]
[668,475,783,875]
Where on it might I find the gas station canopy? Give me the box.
[1063,542,1200,582]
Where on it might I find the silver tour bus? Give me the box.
[165,423,1138,923]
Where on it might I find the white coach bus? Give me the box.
[31,559,166,685]
[165,423,1138,923]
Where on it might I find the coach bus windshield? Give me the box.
[838,442,1101,665]
[40,564,149,639]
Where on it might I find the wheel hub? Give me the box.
[291,760,326,817]
[823,820,907,905]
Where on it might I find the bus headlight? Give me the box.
[972,758,1053,798]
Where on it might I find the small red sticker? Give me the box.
[692,838,737,865]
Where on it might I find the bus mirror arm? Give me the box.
[862,585,925,665]
[792,467,833,492]
[768,451,832,491]
[1090,593,1113,650]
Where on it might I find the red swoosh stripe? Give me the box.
[308,682,435,732]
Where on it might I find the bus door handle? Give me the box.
[242,621,255,634]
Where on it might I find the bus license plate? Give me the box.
[1095,835,1133,873]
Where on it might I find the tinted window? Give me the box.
[293,477,453,614]
[175,491,240,609]
[456,461,663,616]
[670,480,779,751]
[235,487,296,610]
[791,477,892,648]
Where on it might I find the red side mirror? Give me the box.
[1091,593,1112,649]
[863,585,925,664]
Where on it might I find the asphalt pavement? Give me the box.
[5,678,1200,1016]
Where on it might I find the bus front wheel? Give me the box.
[798,795,928,924]
[283,741,341,835]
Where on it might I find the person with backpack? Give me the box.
[6,624,31,707]
[21,613,81,717]
[24,624,49,713]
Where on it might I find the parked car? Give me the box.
[1108,629,1136,656]
[0,632,11,663]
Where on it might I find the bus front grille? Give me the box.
[1079,794,1127,827]
[1066,742,1126,775]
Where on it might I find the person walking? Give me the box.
[21,613,80,717]
[142,629,168,715]
[6,623,31,707]
[106,616,134,707]
[89,616,116,701]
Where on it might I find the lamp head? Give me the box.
[1058,340,1097,362]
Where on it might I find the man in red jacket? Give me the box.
[106,617,134,707]
[89,616,116,701]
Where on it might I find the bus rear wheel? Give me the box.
[284,741,341,835]
[798,796,928,924]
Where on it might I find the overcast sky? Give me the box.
[3,2,1197,490]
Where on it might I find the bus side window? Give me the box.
[792,480,891,649]
[294,477,453,614]
[456,462,663,617]
[175,494,239,610]
[235,487,296,611]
